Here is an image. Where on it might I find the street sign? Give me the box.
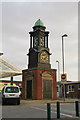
[61,73,67,81]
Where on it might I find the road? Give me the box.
[1,101,80,119]
[0,93,80,119]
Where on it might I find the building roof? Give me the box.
[57,81,80,85]
[0,57,22,78]
[34,19,44,27]
[64,81,80,84]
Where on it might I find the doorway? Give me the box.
[26,80,32,99]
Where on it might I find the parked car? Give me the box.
[2,85,21,105]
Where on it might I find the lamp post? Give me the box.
[11,76,13,85]
[62,34,68,74]
[56,61,60,81]
[62,34,68,101]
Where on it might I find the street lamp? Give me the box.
[62,34,68,101]
[62,34,68,74]
[56,61,60,81]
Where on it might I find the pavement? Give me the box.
[20,98,80,104]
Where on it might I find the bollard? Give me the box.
[75,101,79,117]
[57,102,60,119]
[47,103,51,120]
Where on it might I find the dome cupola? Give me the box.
[34,19,44,27]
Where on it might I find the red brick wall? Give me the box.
[66,83,80,99]
[35,69,42,100]
[53,70,57,99]
[22,69,57,100]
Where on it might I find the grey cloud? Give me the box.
[1,2,78,81]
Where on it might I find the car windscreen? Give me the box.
[5,87,19,93]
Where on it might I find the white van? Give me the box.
[2,85,21,105]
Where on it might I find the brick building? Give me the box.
[65,81,80,99]
[57,81,80,99]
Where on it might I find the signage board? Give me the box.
[61,73,67,81]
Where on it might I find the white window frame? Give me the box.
[68,85,74,92]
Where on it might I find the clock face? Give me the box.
[40,52,48,63]
[34,37,38,46]
[40,37,44,46]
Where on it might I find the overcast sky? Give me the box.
[0,1,78,81]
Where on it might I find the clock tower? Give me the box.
[28,19,51,69]
[22,19,57,100]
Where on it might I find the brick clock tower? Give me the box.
[22,19,57,100]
